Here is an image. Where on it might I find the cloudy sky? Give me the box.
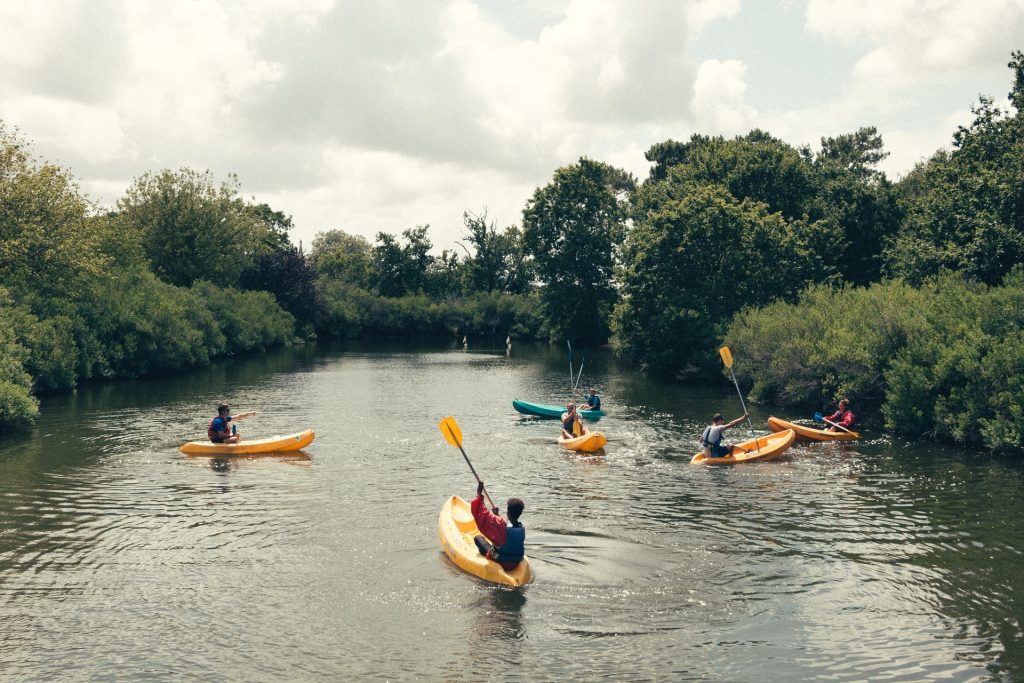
[2,0,1023,249]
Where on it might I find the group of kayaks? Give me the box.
[513,398,609,452]
[176,399,857,589]
[689,416,860,465]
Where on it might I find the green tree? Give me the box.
[522,158,634,342]
[118,169,280,288]
[310,229,374,288]
[884,53,1024,285]
[371,226,434,297]
[614,182,833,376]
[0,123,108,306]
[459,210,533,294]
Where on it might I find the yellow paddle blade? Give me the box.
[439,416,463,447]
[719,346,734,369]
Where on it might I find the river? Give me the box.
[0,341,1020,681]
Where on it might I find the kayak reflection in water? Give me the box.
[561,402,588,439]
[825,398,855,432]
[207,403,257,444]
[699,411,749,458]
[471,481,526,571]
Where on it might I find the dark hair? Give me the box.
[839,398,849,407]
[506,497,524,522]
[218,403,230,415]
[712,412,723,423]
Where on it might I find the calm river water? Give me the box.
[0,341,1021,681]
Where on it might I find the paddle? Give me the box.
[719,346,759,452]
[814,411,853,434]
[572,356,585,400]
[438,416,498,511]
[566,340,574,401]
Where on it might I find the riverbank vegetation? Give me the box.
[2,52,1023,451]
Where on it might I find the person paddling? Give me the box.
[208,403,256,444]
[824,399,855,432]
[471,481,525,571]
[585,387,602,411]
[561,402,587,439]
[699,411,749,459]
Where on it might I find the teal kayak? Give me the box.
[512,398,605,420]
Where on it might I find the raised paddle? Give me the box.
[814,411,854,434]
[572,356,585,399]
[439,416,498,511]
[719,346,759,452]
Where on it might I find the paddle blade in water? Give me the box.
[439,416,463,447]
[719,346,734,369]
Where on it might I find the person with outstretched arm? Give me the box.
[699,411,749,459]
[207,403,256,444]
[471,481,526,571]
[585,387,602,411]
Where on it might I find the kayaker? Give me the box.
[585,387,601,411]
[471,481,525,571]
[562,402,587,439]
[208,403,256,444]
[699,412,749,458]
[825,399,855,431]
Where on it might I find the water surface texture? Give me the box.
[0,342,1020,680]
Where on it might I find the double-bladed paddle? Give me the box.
[814,411,854,434]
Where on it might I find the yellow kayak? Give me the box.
[767,416,859,441]
[691,429,795,465]
[438,495,533,587]
[179,429,315,455]
[558,431,607,452]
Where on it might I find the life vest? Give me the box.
[701,425,723,447]
[587,395,601,410]
[492,524,525,563]
[208,416,228,442]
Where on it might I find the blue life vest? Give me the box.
[494,524,525,563]
[587,395,601,410]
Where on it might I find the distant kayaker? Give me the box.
[824,399,855,432]
[699,412,749,459]
[562,402,587,439]
[208,403,256,444]
[585,387,602,411]
[471,481,525,571]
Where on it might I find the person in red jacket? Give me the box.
[825,399,855,431]
[471,481,526,571]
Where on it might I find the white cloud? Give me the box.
[2,0,1022,252]
[806,0,1024,90]
[691,59,757,134]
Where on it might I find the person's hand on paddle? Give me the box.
[477,480,485,496]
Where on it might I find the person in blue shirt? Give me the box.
[585,387,601,411]
[207,403,256,443]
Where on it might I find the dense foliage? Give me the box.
[725,272,1024,451]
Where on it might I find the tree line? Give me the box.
[2,52,1023,450]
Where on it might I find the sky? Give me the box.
[2,0,1023,250]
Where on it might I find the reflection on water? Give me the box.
[0,340,1021,680]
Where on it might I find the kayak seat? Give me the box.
[452,503,476,533]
